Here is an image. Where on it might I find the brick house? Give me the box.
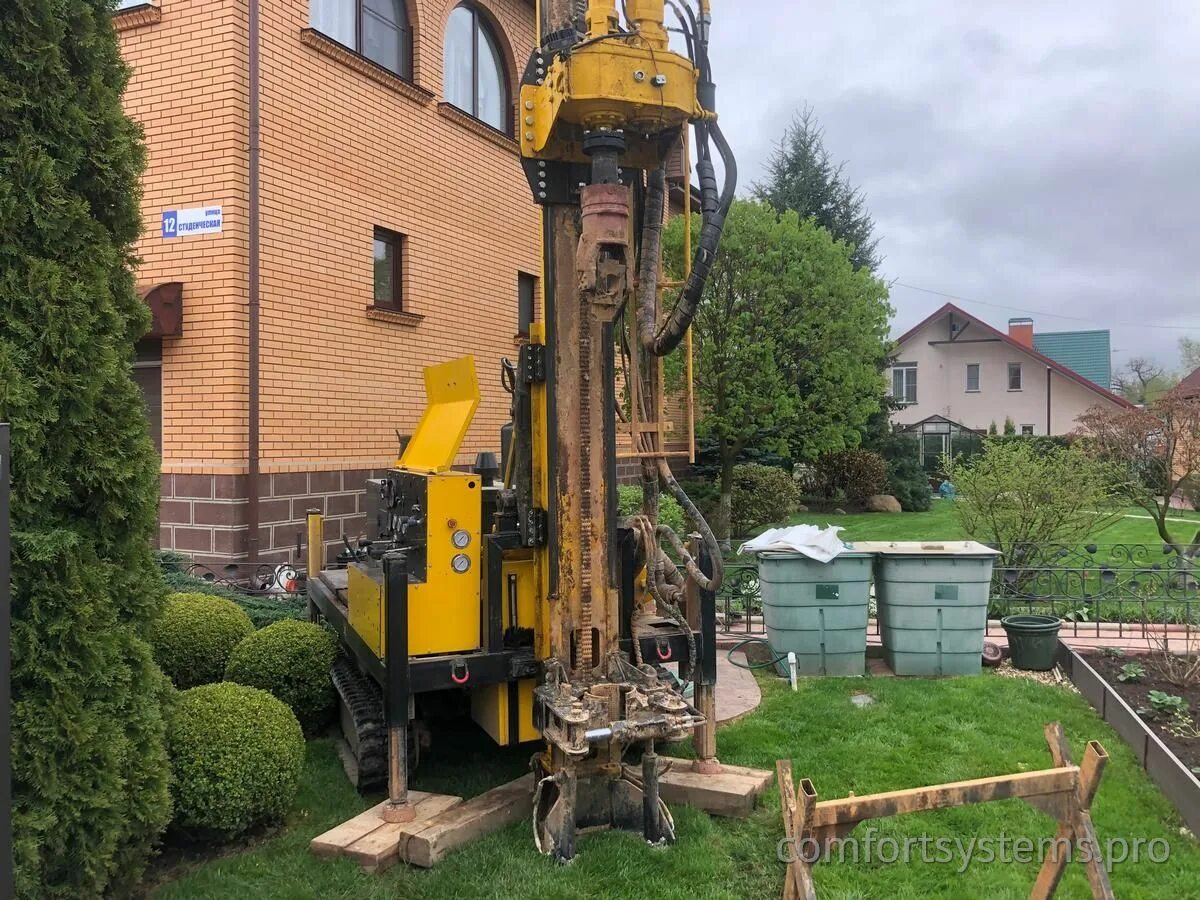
[114,0,543,563]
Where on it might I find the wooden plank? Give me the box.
[810,767,1079,827]
[649,761,774,818]
[310,791,438,858]
[400,773,536,868]
[320,569,349,592]
[1030,821,1074,900]
[777,761,801,900]
[343,792,464,873]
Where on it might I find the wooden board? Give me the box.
[310,791,462,873]
[319,569,349,592]
[628,759,774,818]
[400,773,536,868]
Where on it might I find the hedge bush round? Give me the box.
[224,620,338,733]
[152,592,254,689]
[167,682,305,838]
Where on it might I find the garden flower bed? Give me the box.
[1062,644,1200,835]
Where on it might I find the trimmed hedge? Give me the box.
[152,593,255,689]
[167,682,305,838]
[225,620,338,733]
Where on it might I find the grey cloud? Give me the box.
[705,1,1200,367]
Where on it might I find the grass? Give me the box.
[152,674,1199,899]
[777,501,1200,549]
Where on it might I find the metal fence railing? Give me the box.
[715,542,1199,640]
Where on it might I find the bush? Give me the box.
[677,477,721,529]
[812,449,888,503]
[730,463,801,536]
[225,620,338,733]
[887,456,932,512]
[949,439,1123,568]
[152,593,255,689]
[159,550,307,629]
[167,683,305,839]
[4,4,172,892]
[617,484,687,535]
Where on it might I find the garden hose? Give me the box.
[725,637,789,670]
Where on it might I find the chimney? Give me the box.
[1008,317,1034,348]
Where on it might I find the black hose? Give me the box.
[648,117,737,358]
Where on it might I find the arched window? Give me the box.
[310,0,413,79]
[443,4,507,131]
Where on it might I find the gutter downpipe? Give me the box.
[247,0,262,558]
[1046,366,1052,436]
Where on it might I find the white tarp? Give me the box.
[737,525,847,563]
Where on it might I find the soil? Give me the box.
[1084,651,1200,772]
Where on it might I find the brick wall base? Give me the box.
[160,468,385,565]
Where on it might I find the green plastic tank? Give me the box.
[758,551,873,676]
[859,542,999,676]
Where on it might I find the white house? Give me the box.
[888,303,1132,458]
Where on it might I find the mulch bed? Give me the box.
[1083,651,1200,772]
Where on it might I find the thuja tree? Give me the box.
[0,2,171,895]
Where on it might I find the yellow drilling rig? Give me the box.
[306,0,736,861]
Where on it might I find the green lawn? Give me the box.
[152,674,1199,899]
[776,501,1200,548]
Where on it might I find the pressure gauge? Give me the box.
[452,553,471,574]
[452,529,472,549]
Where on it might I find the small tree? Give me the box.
[1003,416,1016,435]
[988,420,998,436]
[948,439,1123,567]
[1076,396,1200,560]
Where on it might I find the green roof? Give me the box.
[1033,330,1111,388]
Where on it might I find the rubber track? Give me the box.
[332,656,387,789]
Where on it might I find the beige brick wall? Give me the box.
[258,0,541,473]
[118,0,540,480]
[118,0,251,471]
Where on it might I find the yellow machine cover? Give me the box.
[398,356,481,473]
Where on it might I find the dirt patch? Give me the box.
[1084,652,1200,772]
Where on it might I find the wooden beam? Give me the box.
[777,762,817,900]
[399,773,535,868]
[810,767,1079,828]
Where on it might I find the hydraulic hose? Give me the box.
[648,118,737,358]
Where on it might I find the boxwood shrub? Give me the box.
[167,682,305,839]
[225,620,338,733]
[152,593,254,689]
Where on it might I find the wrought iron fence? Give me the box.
[715,542,1199,639]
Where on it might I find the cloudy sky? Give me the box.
[704,1,1200,371]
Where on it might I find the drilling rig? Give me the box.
[307,0,736,861]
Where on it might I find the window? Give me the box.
[115,0,148,8]
[373,228,403,310]
[310,0,412,78]
[1008,362,1023,391]
[518,272,536,336]
[1020,425,1035,436]
[966,363,980,393]
[892,363,917,405]
[444,4,508,131]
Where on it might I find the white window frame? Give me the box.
[892,363,918,405]
[1020,424,1035,436]
[966,363,980,393]
[1008,362,1023,391]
